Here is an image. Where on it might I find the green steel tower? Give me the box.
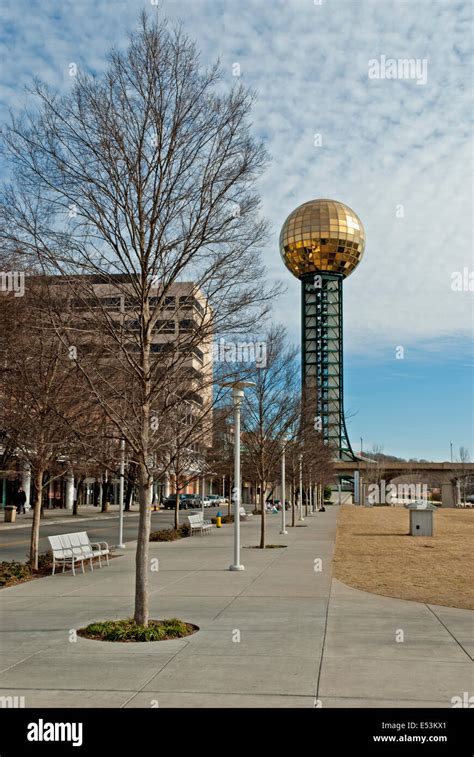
[280,199,365,461]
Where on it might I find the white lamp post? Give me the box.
[221,380,255,571]
[117,437,126,549]
[280,438,288,535]
[298,454,304,521]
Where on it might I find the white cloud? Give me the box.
[0,0,471,354]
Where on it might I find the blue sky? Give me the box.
[0,0,472,460]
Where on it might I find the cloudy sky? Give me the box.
[1,0,472,460]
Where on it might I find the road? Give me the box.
[0,507,222,562]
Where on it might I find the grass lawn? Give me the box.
[333,505,474,610]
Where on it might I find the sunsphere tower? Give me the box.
[280,199,365,461]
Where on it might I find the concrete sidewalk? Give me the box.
[0,507,472,708]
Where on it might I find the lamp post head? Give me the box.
[219,379,256,406]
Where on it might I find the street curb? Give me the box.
[0,510,154,532]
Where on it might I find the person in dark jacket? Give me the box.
[15,487,27,514]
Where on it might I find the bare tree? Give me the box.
[1,14,277,625]
[284,436,303,528]
[364,443,386,486]
[0,279,88,568]
[206,404,235,514]
[300,413,334,512]
[162,395,211,529]
[241,326,300,548]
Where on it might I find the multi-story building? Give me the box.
[0,276,213,509]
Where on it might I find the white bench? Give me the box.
[48,532,110,576]
[239,506,252,518]
[187,513,212,536]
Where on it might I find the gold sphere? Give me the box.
[280,199,365,278]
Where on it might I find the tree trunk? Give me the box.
[29,468,43,570]
[40,472,47,517]
[174,487,180,530]
[134,327,152,628]
[134,459,152,626]
[125,462,136,511]
[101,472,109,512]
[259,480,266,549]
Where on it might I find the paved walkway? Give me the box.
[0,507,472,707]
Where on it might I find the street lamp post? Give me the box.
[450,442,453,463]
[221,380,255,571]
[280,438,288,535]
[117,437,126,549]
[298,454,304,521]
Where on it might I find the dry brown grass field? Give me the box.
[333,505,474,609]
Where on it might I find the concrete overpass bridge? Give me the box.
[334,460,474,507]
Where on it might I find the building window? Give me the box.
[126,319,140,331]
[155,320,175,334]
[179,296,192,310]
[101,296,121,309]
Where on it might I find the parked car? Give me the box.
[195,495,213,508]
[181,494,201,507]
[163,494,198,510]
[206,494,225,506]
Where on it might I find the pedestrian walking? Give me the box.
[15,486,27,514]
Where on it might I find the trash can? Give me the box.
[408,502,436,536]
[4,506,16,523]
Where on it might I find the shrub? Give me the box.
[0,561,31,587]
[31,551,54,570]
[149,524,190,542]
[323,485,332,501]
[1,552,57,587]
[77,617,197,642]
[150,529,179,542]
